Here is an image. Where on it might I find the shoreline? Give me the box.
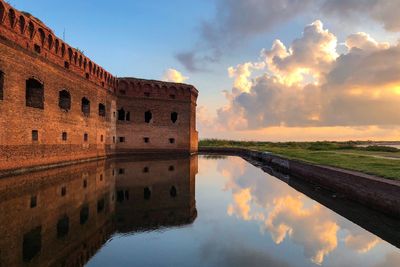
[199,146,400,219]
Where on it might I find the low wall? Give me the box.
[199,147,400,218]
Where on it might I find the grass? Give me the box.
[199,139,400,180]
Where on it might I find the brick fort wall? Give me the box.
[0,0,198,173]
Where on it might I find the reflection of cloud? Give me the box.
[217,157,390,265]
[265,195,339,265]
[227,188,252,221]
[217,157,247,182]
[373,252,400,267]
[201,239,291,267]
[345,233,381,253]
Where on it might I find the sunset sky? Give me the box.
[10,0,400,141]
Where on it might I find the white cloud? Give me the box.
[162,68,188,83]
[217,21,400,130]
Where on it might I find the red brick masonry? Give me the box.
[0,0,198,173]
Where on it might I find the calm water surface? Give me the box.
[0,155,399,267]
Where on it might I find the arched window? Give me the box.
[118,108,125,121]
[55,39,59,54]
[26,78,44,109]
[19,15,25,34]
[144,187,151,200]
[0,71,4,100]
[117,190,124,203]
[8,9,15,28]
[81,97,90,116]
[144,111,152,123]
[98,103,106,117]
[61,43,66,57]
[38,28,45,46]
[57,215,69,238]
[97,198,105,213]
[68,48,73,62]
[22,226,42,262]
[47,34,53,50]
[58,90,71,111]
[126,112,130,121]
[79,205,89,225]
[171,112,178,123]
[170,186,177,198]
[0,3,4,23]
[28,21,34,39]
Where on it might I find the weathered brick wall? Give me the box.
[0,0,117,171]
[0,39,117,170]
[116,78,198,154]
[0,0,199,172]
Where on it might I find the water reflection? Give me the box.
[0,155,399,267]
[114,157,197,233]
[215,156,400,266]
[0,155,197,267]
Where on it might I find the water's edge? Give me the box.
[0,151,193,179]
[199,147,400,220]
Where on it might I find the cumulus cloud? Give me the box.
[177,0,400,71]
[162,68,188,83]
[321,0,400,32]
[345,32,390,52]
[217,21,400,129]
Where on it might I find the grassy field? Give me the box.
[199,139,400,180]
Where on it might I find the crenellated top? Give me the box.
[0,0,117,91]
[117,77,198,103]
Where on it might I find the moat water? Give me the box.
[0,155,399,267]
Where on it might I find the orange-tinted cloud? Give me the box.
[214,21,400,132]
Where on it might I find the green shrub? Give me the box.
[364,146,399,152]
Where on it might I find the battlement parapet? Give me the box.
[0,0,117,91]
[118,77,198,103]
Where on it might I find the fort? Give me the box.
[0,0,198,173]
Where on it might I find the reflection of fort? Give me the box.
[0,156,197,267]
[115,156,198,233]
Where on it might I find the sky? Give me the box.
[8,0,400,141]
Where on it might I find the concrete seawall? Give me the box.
[199,147,400,219]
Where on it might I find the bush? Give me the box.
[364,146,399,152]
